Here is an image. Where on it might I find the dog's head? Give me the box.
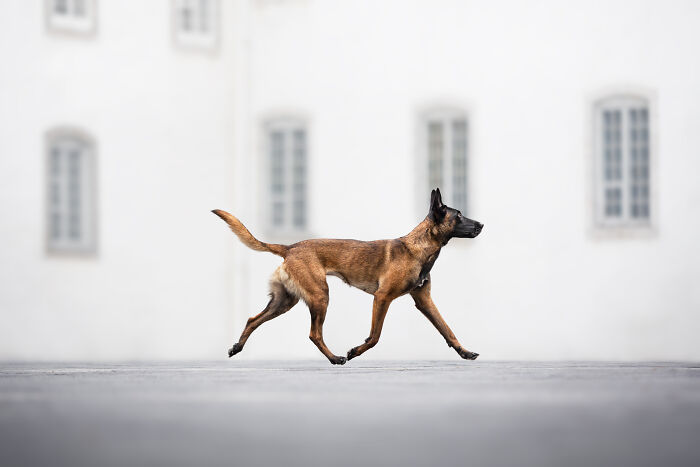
[428,188,483,241]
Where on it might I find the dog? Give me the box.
[212,188,483,365]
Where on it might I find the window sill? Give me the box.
[588,223,658,240]
[45,248,98,260]
[172,38,220,56]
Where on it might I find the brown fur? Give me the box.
[212,189,482,365]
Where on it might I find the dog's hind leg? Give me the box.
[282,258,346,365]
[409,276,478,360]
[228,278,298,358]
[308,295,347,365]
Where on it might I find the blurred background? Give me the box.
[1,0,699,362]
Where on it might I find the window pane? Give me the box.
[629,107,650,219]
[270,131,285,195]
[601,109,623,220]
[67,149,81,239]
[55,0,68,14]
[73,0,86,16]
[598,99,652,226]
[51,212,61,239]
[180,5,192,31]
[51,148,61,175]
[50,181,61,209]
[198,0,209,33]
[452,119,467,213]
[292,129,306,228]
[47,135,94,252]
[428,121,443,190]
[270,131,285,227]
[176,0,216,40]
[603,110,622,182]
[49,146,63,240]
[604,188,621,217]
[272,202,284,227]
[268,123,308,231]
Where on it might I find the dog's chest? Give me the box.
[411,250,440,290]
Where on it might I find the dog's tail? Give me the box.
[211,209,289,258]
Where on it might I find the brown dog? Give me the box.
[212,188,483,365]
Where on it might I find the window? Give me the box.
[45,0,96,35]
[46,129,97,254]
[420,109,469,214]
[173,0,219,50]
[264,120,308,232]
[594,96,652,228]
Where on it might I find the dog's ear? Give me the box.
[434,188,443,206]
[429,188,446,222]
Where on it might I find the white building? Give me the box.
[1,0,699,361]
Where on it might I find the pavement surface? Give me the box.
[1,361,699,467]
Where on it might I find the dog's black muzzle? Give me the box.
[455,220,484,238]
[466,222,483,238]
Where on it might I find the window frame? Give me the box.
[590,90,657,236]
[171,0,220,53]
[416,107,470,218]
[45,0,97,37]
[44,128,98,257]
[261,117,310,239]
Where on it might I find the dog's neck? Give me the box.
[400,218,446,262]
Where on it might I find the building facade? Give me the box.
[1,0,699,361]
[0,0,242,360]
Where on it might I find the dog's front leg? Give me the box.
[409,277,479,360]
[346,292,393,361]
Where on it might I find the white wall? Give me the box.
[233,0,700,361]
[0,1,241,360]
[1,1,698,362]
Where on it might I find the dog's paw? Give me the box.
[330,355,347,365]
[458,348,479,360]
[228,343,243,358]
[346,347,360,361]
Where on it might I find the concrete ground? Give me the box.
[1,361,699,467]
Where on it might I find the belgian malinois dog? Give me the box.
[212,188,483,365]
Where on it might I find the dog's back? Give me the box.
[289,238,396,295]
